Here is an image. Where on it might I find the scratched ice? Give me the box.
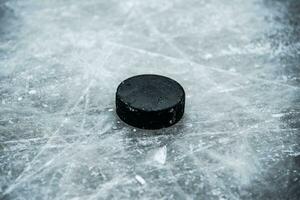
[0,0,300,199]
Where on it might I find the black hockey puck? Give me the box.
[116,74,185,129]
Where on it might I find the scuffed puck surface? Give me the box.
[0,0,300,200]
[116,75,185,129]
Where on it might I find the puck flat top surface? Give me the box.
[116,74,185,129]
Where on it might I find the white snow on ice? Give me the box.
[0,0,299,199]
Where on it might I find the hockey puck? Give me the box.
[116,74,185,129]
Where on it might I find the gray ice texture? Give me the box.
[0,0,300,199]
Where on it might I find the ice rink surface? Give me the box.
[0,0,299,199]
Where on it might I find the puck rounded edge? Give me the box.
[115,74,185,129]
